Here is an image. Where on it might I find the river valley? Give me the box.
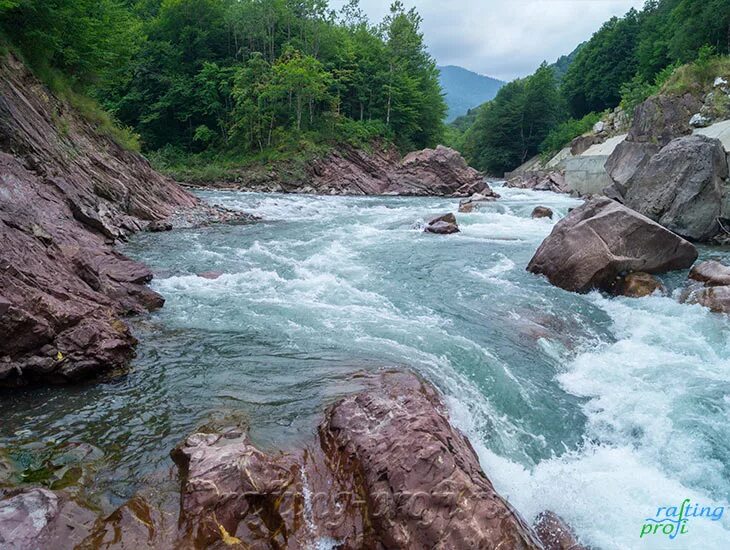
[2,186,730,549]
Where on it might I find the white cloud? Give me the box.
[331,0,647,81]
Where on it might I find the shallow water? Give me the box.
[2,186,730,548]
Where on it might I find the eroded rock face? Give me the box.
[320,371,543,550]
[527,198,698,293]
[424,213,460,234]
[0,54,203,386]
[620,135,729,241]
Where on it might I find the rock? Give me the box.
[459,191,499,212]
[531,206,554,219]
[322,371,542,549]
[425,213,460,234]
[593,121,605,134]
[689,260,730,286]
[0,488,96,549]
[0,53,222,386]
[534,511,587,550]
[690,113,711,128]
[527,197,698,293]
[628,93,702,146]
[299,144,496,197]
[615,272,665,298]
[146,220,173,232]
[682,285,730,313]
[570,135,600,156]
[506,171,570,194]
[621,135,729,241]
[714,76,728,88]
[605,140,661,192]
[197,271,223,280]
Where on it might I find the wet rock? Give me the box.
[614,272,665,298]
[689,260,730,286]
[620,135,729,242]
[527,197,698,293]
[146,220,173,232]
[0,53,210,386]
[459,192,499,213]
[425,213,460,234]
[0,488,96,549]
[531,206,554,219]
[682,285,730,313]
[534,511,587,550]
[197,271,223,280]
[321,371,542,549]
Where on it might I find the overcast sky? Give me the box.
[331,0,646,81]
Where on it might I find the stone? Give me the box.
[593,121,605,133]
[621,135,729,241]
[534,511,587,550]
[197,271,223,280]
[628,93,702,146]
[531,206,554,219]
[714,76,728,88]
[506,171,569,194]
[527,197,698,293]
[459,192,499,212]
[689,260,730,286]
[682,285,730,313]
[146,220,173,232]
[690,113,711,128]
[425,213,460,234]
[0,296,10,318]
[615,272,665,298]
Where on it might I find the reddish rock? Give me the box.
[534,511,587,550]
[531,206,554,219]
[527,198,698,293]
[425,213,460,234]
[682,285,730,313]
[689,260,730,286]
[0,54,207,386]
[614,272,665,298]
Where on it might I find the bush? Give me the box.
[661,52,730,96]
[540,112,602,158]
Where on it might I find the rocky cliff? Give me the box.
[0,54,208,386]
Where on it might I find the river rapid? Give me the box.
[2,185,730,548]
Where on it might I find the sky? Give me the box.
[331,0,647,81]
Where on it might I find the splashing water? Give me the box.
[1,186,729,548]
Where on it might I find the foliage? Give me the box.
[619,62,677,113]
[462,63,563,175]
[539,112,602,158]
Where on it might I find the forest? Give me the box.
[455,0,730,175]
[0,0,446,167]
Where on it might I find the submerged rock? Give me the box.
[459,191,499,213]
[534,511,587,550]
[614,272,665,298]
[527,198,698,293]
[197,271,224,280]
[424,213,460,234]
[531,206,554,219]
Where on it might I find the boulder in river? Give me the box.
[689,260,730,286]
[459,191,499,213]
[424,213,460,234]
[534,511,587,550]
[682,285,730,313]
[614,272,665,298]
[527,197,698,293]
[531,206,554,219]
[619,135,729,242]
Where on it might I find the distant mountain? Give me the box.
[438,65,504,122]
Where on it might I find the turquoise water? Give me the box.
[1,186,730,548]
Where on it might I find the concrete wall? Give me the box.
[564,155,614,196]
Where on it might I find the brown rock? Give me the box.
[689,260,730,286]
[321,371,542,549]
[459,191,500,213]
[614,272,665,298]
[527,198,698,293]
[532,206,554,219]
[0,53,208,386]
[459,202,477,213]
[683,285,730,313]
[425,213,460,234]
[146,220,173,232]
[534,511,587,550]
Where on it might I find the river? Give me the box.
[1,185,729,548]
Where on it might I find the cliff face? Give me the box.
[0,54,200,386]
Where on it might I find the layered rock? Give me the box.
[210,144,494,197]
[527,197,698,293]
[0,53,218,386]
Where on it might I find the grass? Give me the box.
[660,53,730,97]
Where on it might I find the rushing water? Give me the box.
[2,186,730,548]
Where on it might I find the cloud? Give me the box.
[331,0,646,81]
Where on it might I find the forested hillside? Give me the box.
[0,0,446,171]
[454,0,730,175]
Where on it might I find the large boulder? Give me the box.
[690,260,730,286]
[527,197,698,293]
[682,285,730,313]
[619,135,729,241]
